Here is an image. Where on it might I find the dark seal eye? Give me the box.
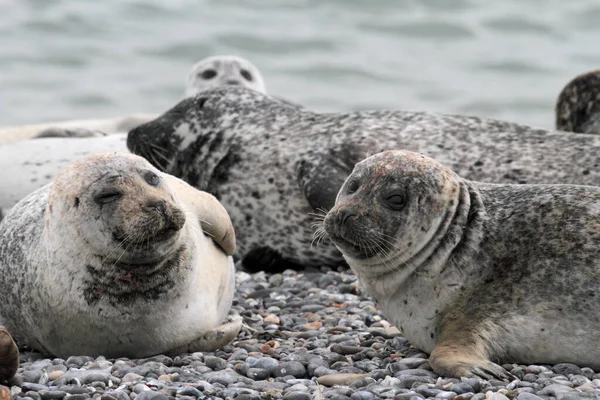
[144,171,160,186]
[347,180,360,194]
[94,191,122,205]
[240,69,253,81]
[201,69,217,79]
[386,194,406,210]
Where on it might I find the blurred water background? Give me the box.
[0,0,599,129]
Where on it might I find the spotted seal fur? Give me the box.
[126,86,600,272]
[0,152,240,358]
[324,149,600,379]
[556,69,600,134]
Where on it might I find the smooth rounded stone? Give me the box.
[509,367,525,380]
[537,384,576,396]
[581,367,595,379]
[392,392,424,400]
[448,383,474,395]
[460,378,482,393]
[204,356,227,371]
[396,375,435,389]
[64,357,94,368]
[47,371,64,381]
[392,358,428,370]
[395,369,438,379]
[121,373,144,383]
[316,373,369,387]
[415,387,442,397]
[246,368,270,381]
[522,374,538,383]
[253,357,279,374]
[434,391,457,399]
[175,386,203,398]
[251,381,287,391]
[273,362,306,379]
[39,391,67,400]
[102,391,130,400]
[485,394,508,400]
[56,386,93,395]
[45,365,67,374]
[54,370,111,386]
[282,393,310,400]
[454,393,474,399]
[202,370,253,386]
[308,358,330,376]
[229,349,249,361]
[570,374,592,386]
[516,394,544,400]
[24,392,42,400]
[525,366,549,374]
[20,384,49,392]
[312,366,337,377]
[20,370,43,383]
[300,304,324,313]
[286,384,309,392]
[350,391,375,400]
[132,392,168,400]
[64,395,89,400]
[593,379,600,387]
[552,363,582,376]
[133,384,151,394]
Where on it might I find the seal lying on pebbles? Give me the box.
[555,69,600,134]
[323,149,600,379]
[0,55,271,146]
[0,152,240,358]
[127,86,600,272]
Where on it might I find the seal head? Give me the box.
[556,69,600,134]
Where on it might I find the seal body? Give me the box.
[324,150,600,378]
[0,153,238,358]
[555,69,600,134]
[127,87,600,272]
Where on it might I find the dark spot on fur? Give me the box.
[268,178,274,184]
[251,191,260,199]
[474,160,483,167]
[583,170,590,175]
[74,197,80,208]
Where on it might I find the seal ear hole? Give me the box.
[240,69,253,81]
[197,97,208,109]
[74,197,80,209]
[200,69,217,80]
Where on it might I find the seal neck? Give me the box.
[351,180,486,291]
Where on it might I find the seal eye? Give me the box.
[201,69,217,79]
[240,69,253,81]
[94,191,122,205]
[347,180,360,194]
[386,194,406,210]
[144,171,160,186]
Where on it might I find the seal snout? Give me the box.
[145,199,186,241]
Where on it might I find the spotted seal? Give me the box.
[323,149,600,379]
[0,152,240,358]
[0,55,271,146]
[127,86,600,272]
[556,69,600,134]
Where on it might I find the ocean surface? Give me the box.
[1,0,599,130]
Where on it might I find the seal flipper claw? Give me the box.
[429,343,512,381]
[0,329,18,382]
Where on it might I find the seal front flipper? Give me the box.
[296,146,366,213]
[165,316,243,355]
[0,329,18,382]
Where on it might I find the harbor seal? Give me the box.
[185,55,267,97]
[0,55,270,146]
[555,69,600,134]
[0,152,240,358]
[323,149,600,379]
[127,86,600,272]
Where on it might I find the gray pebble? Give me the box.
[132,392,168,400]
[253,357,279,373]
[273,361,306,378]
[175,386,203,398]
[537,383,576,396]
[204,356,227,371]
[350,391,375,400]
[39,391,67,400]
[246,368,269,380]
[21,383,49,392]
[434,391,457,399]
[393,392,424,400]
[282,393,310,400]
[516,394,545,400]
[552,363,582,376]
[570,374,592,386]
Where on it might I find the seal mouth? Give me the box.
[328,232,378,260]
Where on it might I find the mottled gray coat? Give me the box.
[127,87,600,271]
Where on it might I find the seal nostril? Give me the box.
[146,199,167,216]
[340,210,357,226]
[226,80,241,86]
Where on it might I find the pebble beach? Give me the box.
[5,265,599,400]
